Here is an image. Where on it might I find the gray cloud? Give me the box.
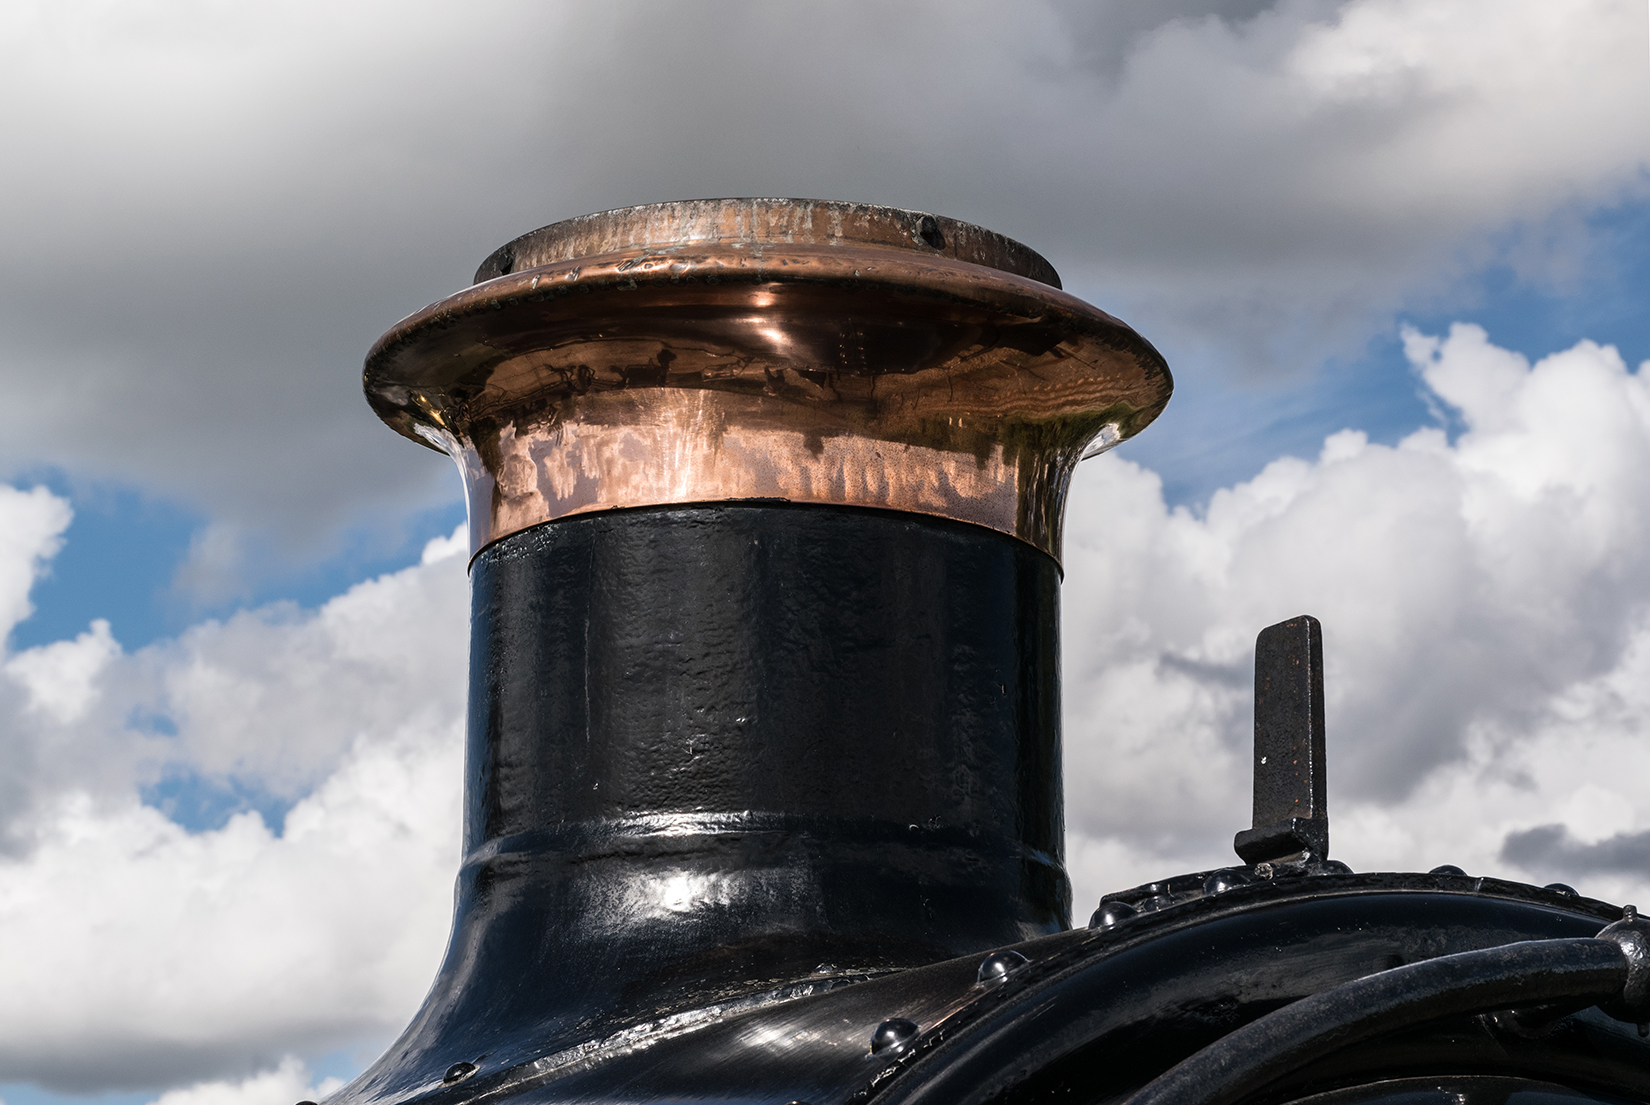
[1502,824,1650,880]
[1,0,1644,591]
[1061,323,1650,891]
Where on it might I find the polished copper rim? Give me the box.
[364,199,1172,562]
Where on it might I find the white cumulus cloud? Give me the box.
[1064,323,1650,910]
[0,486,72,643]
[5,618,118,723]
[7,324,1650,1096]
[145,1056,342,1105]
[0,523,468,1093]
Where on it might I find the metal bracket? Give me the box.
[1234,615,1329,865]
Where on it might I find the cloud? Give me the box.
[5,619,118,723]
[1062,322,1650,907]
[0,486,72,643]
[1501,824,1650,881]
[5,322,1650,1094]
[0,517,468,1092]
[0,743,456,1093]
[144,1056,342,1105]
[0,0,1644,578]
[10,319,1650,1088]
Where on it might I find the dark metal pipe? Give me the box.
[1127,938,1630,1105]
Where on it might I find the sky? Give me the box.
[0,1,1648,1101]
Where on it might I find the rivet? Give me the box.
[976,949,1030,985]
[870,1017,919,1054]
[1429,864,1467,877]
[1254,862,1274,879]
[1203,869,1252,896]
[443,1061,478,1084]
[1089,900,1137,929]
[1544,882,1579,898]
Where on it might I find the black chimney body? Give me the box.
[448,500,1066,1049]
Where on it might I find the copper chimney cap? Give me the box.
[364,198,1172,560]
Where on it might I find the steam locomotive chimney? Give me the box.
[354,199,1172,1096]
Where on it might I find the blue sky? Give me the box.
[20,193,1650,661]
[19,195,1650,662]
[0,2,1647,1103]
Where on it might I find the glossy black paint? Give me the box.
[873,874,1650,1105]
[327,871,1645,1104]
[1131,938,1631,1105]
[333,503,1066,1102]
[1285,1077,1637,1103]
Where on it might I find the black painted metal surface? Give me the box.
[331,503,1066,1103]
[1129,938,1631,1105]
[321,561,1650,1105]
[1236,614,1329,865]
[325,841,1650,1103]
[452,871,1650,1104]
[1286,1079,1638,1103]
[871,875,1650,1105]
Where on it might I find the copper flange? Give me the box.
[364,198,1172,561]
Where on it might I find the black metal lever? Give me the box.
[1234,615,1328,865]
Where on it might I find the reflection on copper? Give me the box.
[365,199,1173,561]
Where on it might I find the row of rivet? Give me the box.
[866,949,1033,1060]
[1087,865,1586,933]
[293,1059,479,1104]
[328,900,1650,1105]
[1429,864,1580,898]
[298,950,1039,1105]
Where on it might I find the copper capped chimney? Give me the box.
[343,199,1171,1103]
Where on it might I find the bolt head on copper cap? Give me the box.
[364,198,1172,560]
